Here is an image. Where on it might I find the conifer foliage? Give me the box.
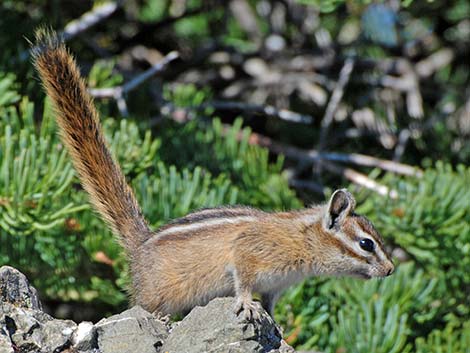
[1,0,469,351]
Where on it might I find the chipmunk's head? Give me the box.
[320,189,394,279]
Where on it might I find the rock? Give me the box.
[269,340,297,353]
[0,331,14,353]
[161,297,283,353]
[0,266,42,310]
[95,305,168,353]
[1,302,76,353]
[0,266,297,353]
[72,321,97,351]
[0,266,76,352]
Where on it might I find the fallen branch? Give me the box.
[22,2,120,61]
[203,100,314,124]
[415,48,455,78]
[317,57,355,151]
[320,161,398,198]
[229,0,262,47]
[158,100,314,124]
[242,130,402,198]
[62,1,121,41]
[246,131,421,177]
[393,129,411,161]
[89,51,179,115]
[318,151,422,177]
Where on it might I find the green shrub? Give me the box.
[357,163,470,318]
[159,84,302,210]
[328,262,437,353]
[415,320,470,353]
[277,263,437,352]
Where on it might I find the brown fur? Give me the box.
[32,31,394,319]
[32,29,150,253]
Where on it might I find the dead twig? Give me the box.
[158,100,314,124]
[241,131,404,198]
[393,129,411,161]
[62,1,121,41]
[204,100,314,124]
[317,57,355,152]
[23,1,121,61]
[373,58,424,119]
[89,51,179,116]
[229,0,262,47]
[416,48,455,78]
[320,161,398,199]
[318,151,422,176]
[123,51,179,92]
[247,131,420,176]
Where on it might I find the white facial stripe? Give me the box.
[329,225,357,249]
[373,241,387,261]
[341,234,368,260]
[343,234,363,250]
[328,228,368,262]
[155,216,257,238]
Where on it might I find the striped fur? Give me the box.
[156,216,257,238]
[133,200,393,316]
[33,31,394,320]
[157,206,262,233]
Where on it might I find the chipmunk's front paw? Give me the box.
[234,297,261,321]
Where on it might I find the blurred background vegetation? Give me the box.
[0,0,469,352]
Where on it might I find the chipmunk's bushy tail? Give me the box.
[32,29,151,253]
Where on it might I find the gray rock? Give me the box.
[161,297,283,353]
[0,302,76,353]
[268,340,298,353]
[0,329,14,353]
[0,266,42,310]
[95,305,168,353]
[0,266,297,353]
[72,321,97,351]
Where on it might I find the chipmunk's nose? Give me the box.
[385,264,395,276]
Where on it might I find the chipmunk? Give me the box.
[32,29,394,320]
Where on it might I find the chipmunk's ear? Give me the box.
[323,189,356,230]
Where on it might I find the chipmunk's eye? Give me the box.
[359,238,375,252]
